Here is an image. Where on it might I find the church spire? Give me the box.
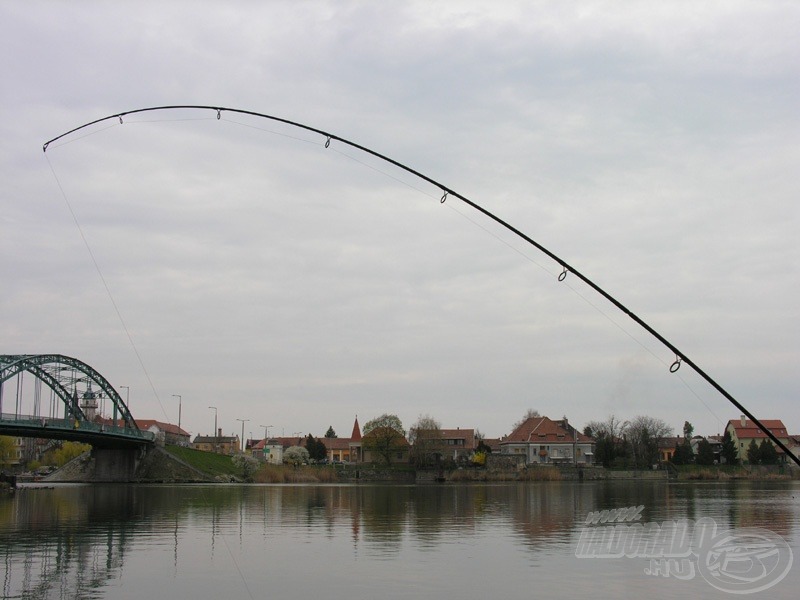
[350,415,361,441]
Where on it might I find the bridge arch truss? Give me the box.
[0,354,152,446]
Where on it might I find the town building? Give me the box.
[439,428,478,461]
[323,437,352,462]
[360,426,410,464]
[500,415,594,465]
[788,436,800,466]
[658,436,684,463]
[192,429,240,455]
[135,420,191,446]
[690,435,723,463]
[725,417,790,464]
[251,438,284,464]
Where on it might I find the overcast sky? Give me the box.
[2,1,798,441]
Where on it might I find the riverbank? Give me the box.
[674,464,795,480]
[38,445,798,483]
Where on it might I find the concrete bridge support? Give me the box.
[91,447,145,482]
[45,445,211,483]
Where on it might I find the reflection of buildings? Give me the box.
[2,490,130,597]
[4,480,796,598]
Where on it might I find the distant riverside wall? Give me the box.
[603,469,668,480]
[417,465,665,483]
[336,466,416,483]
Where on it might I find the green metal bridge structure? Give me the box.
[0,354,154,449]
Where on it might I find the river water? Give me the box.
[1,480,798,599]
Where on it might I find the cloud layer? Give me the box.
[2,1,798,440]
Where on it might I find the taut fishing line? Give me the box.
[43,105,798,467]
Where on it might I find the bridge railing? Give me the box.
[0,413,155,442]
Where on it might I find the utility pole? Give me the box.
[172,395,182,431]
[237,418,250,453]
[209,406,218,452]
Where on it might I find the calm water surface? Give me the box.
[1,481,798,599]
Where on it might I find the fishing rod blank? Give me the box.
[43,105,800,467]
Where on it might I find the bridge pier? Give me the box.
[45,445,210,483]
[90,447,145,482]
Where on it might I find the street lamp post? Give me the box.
[237,418,250,454]
[172,395,182,431]
[260,424,273,440]
[209,406,218,452]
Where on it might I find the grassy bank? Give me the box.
[676,464,795,480]
[252,464,339,483]
[160,447,343,482]
[165,446,244,479]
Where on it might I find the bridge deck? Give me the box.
[0,413,155,448]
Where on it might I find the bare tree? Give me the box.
[625,415,673,468]
[512,408,541,431]
[584,414,629,467]
[409,414,442,468]
[584,414,626,440]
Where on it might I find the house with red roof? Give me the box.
[725,416,790,464]
[500,416,594,465]
[135,420,191,446]
[248,421,362,464]
[250,438,284,464]
[323,437,352,462]
[439,428,477,461]
[97,417,190,446]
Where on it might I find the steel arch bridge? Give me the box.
[0,354,154,447]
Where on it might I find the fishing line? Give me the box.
[43,105,798,466]
[44,153,170,423]
[44,122,118,151]
[221,115,323,147]
[53,145,258,598]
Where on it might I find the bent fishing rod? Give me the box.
[43,104,799,467]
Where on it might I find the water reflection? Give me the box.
[1,481,798,599]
